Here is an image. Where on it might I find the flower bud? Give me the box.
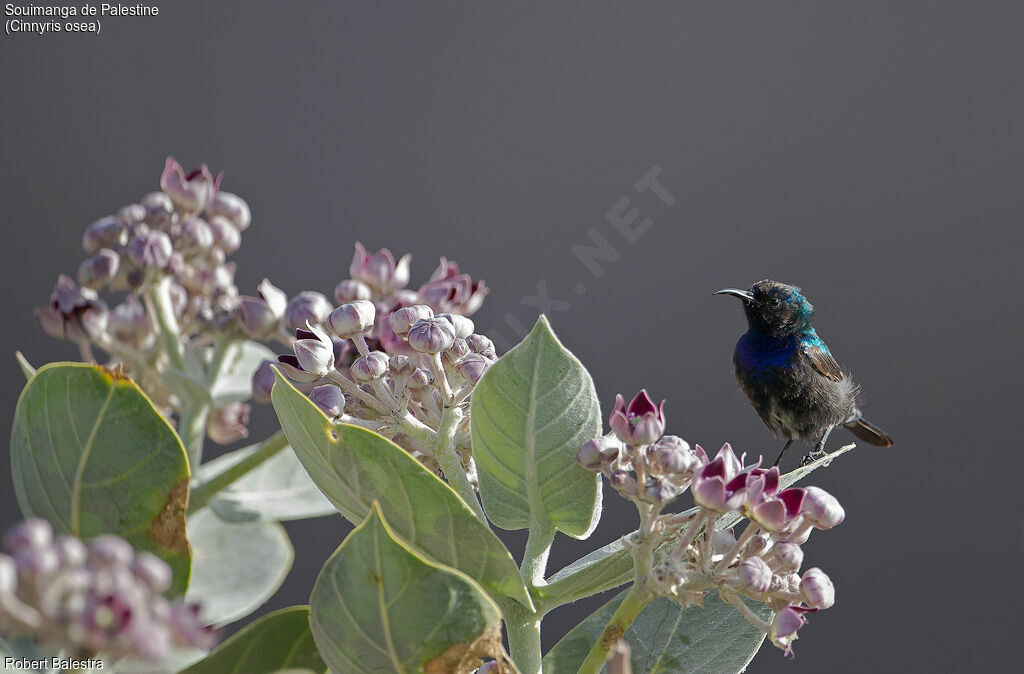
[3,519,53,553]
[407,369,430,394]
[738,556,773,594]
[744,533,772,558]
[89,536,134,568]
[609,470,638,498]
[437,313,475,339]
[251,360,276,403]
[408,317,455,354]
[284,292,332,331]
[466,334,497,359]
[78,249,121,289]
[128,230,174,270]
[642,477,676,505]
[309,384,346,420]
[83,217,126,254]
[388,355,416,378]
[237,299,277,339]
[709,527,737,556]
[334,279,372,304]
[800,486,845,530]
[207,191,251,231]
[160,157,217,212]
[207,215,242,254]
[131,553,172,593]
[15,547,60,578]
[118,203,147,225]
[769,606,809,655]
[351,351,389,382]
[769,541,804,574]
[389,305,434,337]
[292,325,335,379]
[327,300,376,338]
[177,216,214,253]
[206,402,251,445]
[800,567,835,609]
[141,190,174,213]
[455,353,490,384]
[54,535,88,568]
[443,338,471,368]
[577,437,622,471]
[651,435,698,474]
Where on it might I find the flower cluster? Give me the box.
[33,157,252,442]
[33,159,490,452]
[267,255,496,481]
[578,390,844,657]
[0,519,216,662]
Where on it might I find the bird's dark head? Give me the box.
[715,279,814,337]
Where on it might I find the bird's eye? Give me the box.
[771,298,782,308]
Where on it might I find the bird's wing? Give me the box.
[801,342,844,382]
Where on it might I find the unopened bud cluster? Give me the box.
[578,390,844,657]
[266,243,494,482]
[33,158,254,443]
[0,519,216,662]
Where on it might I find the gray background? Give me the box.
[2,1,1022,672]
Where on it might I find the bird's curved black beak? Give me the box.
[714,288,754,302]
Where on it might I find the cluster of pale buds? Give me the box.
[269,298,497,481]
[32,158,252,442]
[0,519,216,662]
[578,390,844,657]
[36,157,248,357]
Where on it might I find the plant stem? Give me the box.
[576,586,652,674]
[522,521,555,588]
[433,406,486,520]
[504,600,544,674]
[145,276,186,372]
[187,430,290,514]
[178,398,209,468]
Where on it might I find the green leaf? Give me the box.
[185,508,293,627]
[9,362,191,594]
[195,442,335,522]
[180,607,325,674]
[15,351,35,380]
[310,503,503,674]
[209,340,277,405]
[543,590,771,674]
[471,315,602,538]
[271,371,533,609]
[541,444,855,609]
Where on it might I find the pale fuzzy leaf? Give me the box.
[310,504,502,674]
[471,315,602,538]
[542,590,771,674]
[271,371,533,609]
[180,607,325,674]
[185,509,293,627]
[196,443,335,522]
[9,363,192,595]
[209,340,277,405]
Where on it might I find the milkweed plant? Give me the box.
[1,158,855,674]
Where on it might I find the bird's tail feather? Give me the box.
[844,416,893,447]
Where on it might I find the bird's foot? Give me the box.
[799,450,827,467]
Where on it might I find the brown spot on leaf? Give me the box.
[146,479,191,554]
[425,625,512,674]
[328,429,339,442]
[99,362,131,382]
